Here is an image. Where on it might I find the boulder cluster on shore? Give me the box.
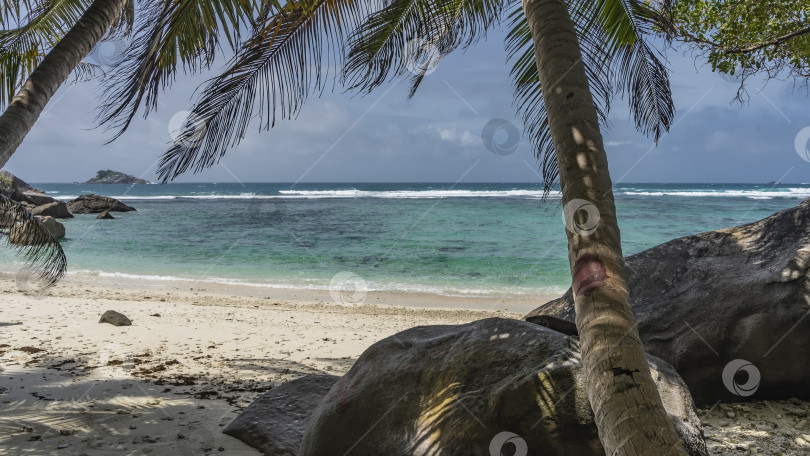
[0,170,136,242]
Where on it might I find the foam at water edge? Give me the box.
[622,188,810,199]
[63,270,560,298]
[42,188,810,201]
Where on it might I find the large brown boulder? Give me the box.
[525,199,810,405]
[22,192,56,206]
[66,194,136,214]
[224,375,339,455]
[1,171,52,205]
[9,216,65,243]
[0,170,35,194]
[99,310,132,326]
[0,170,27,201]
[31,201,73,219]
[96,210,115,219]
[298,318,707,456]
[37,216,65,239]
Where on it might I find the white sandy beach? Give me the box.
[1,274,809,455]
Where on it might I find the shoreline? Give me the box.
[0,276,520,455]
[0,271,551,315]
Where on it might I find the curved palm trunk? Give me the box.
[520,0,688,454]
[0,0,127,168]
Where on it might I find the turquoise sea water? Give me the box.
[4,183,809,297]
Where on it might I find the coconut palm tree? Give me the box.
[0,0,265,168]
[0,0,134,168]
[101,0,686,454]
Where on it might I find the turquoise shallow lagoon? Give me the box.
[4,182,809,297]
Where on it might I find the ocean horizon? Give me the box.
[4,182,808,298]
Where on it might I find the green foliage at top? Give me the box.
[0,0,91,107]
[0,0,134,108]
[655,0,810,98]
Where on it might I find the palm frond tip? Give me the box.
[0,195,67,287]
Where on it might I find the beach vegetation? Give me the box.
[0,0,133,169]
[651,0,810,101]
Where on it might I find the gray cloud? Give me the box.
[5,32,809,184]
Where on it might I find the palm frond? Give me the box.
[506,0,673,191]
[107,0,134,39]
[0,0,36,27]
[156,0,369,181]
[0,195,67,287]
[156,0,505,181]
[97,0,261,140]
[571,0,674,142]
[505,2,611,192]
[342,0,501,95]
[70,60,103,82]
[0,0,91,107]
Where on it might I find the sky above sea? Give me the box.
[4,29,810,184]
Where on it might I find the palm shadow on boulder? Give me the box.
[526,199,810,405]
[226,318,707,456]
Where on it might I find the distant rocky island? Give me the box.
[84,170,149,184]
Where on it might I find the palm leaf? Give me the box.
[0,0,36,27]
[0,0,91,107]
[506,0,674,191]
[571,0,674,141]
[342,0,500,96]
[0,0,135,108]
[157,0,502,181]
[0,195,67,287]
[153,0,673,187]
[97,0,261,140]
[156,0,369,181]
[70,60,103,82]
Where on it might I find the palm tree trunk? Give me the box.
[0,0,128,168]
[520,0,688,454]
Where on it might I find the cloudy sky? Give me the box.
[6,26,810,184]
